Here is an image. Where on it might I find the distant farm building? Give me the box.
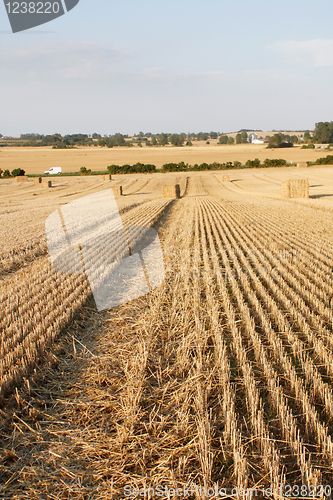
[248,133,258,143]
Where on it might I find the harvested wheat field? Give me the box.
[1,168,333,499]
[0,144,330,174]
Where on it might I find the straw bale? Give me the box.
[281,179,309,198]
[221,175,230,182]
[33,177,42,184]
[14,175,29,182]
[113,186,123,196]
[297,162,308,168]
[162,184,180,198]
[104,174,112,181]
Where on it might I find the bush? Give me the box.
[301,144,315,149]
[191,163,211,171]
[315,155,333,165]
[162,162,188,172]
[263,158,287,167]
[107,163,156,174]
[245,158,261,168]
[80,167,91,175]
[268,141,293,149]
[11,168,25,177]
[162,163,178,172]
[210,162,225,170]
[233,161,242,168]
[3,169,11,178]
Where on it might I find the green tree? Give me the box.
[241,131,248,143]
[303,131,312,143]
[150,135,157,146]
[169,133,184,146]
[268,133,293,148]
[80,167,91,175]
[227,137,235,144]
[114,133,125,146]
[268,133,283,147]
[219,135,228,144]
[179,133,186,145]
[210,131,218,139]
[41,133,63,146]
[20,133,43,140]
[236,131,248,143]
[3,170,11,178]
[158,133,169,146]
[313,122,333,143]
[196,132,209,141]
[11,168,25,177]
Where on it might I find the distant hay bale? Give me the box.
[282,179,309,198]
[297,162,308,168]
[163,184,180,198]
[42,180,52,188]
[104,174,112,181]
[112,186,123,196]
[14,176,29,182]
[221,175,230,182]
[33,177,42,184]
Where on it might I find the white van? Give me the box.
[44,167,62,175]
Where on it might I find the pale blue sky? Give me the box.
[1,0,333,135]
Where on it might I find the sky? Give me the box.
[1,0,333,136]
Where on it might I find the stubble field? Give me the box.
[0,143,330,174]
[1,167,333,499]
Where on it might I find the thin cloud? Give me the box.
[0,41,134,81]
[268,39,333,67]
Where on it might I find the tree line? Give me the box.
[0,168,25,178]
[107,163,156,174]
[161,159,287,171]
[104,159,289,174]
[7,123,333,149]
[303,122,333,144]
[9,155,333,179]
[9,130,254,148]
